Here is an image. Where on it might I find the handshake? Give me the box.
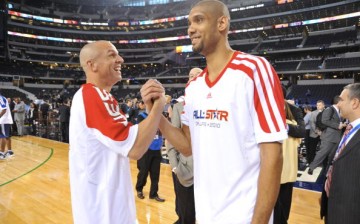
[140,79,166,108]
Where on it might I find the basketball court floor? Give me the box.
[0,136,323,224]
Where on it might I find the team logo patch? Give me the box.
[93,86,128,125]
[206,92,212,99]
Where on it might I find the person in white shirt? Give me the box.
[69,40,165,224]
[156,1,287,223]
[0,94,14,159]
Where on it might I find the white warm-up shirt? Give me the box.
[69,83,138,224]
[182,51,288,224]
[0,95,13,124]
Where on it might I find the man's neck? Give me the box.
[206,48,235,82]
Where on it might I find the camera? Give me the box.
[162,111,169,118]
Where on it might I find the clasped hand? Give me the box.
[140,79,166,110]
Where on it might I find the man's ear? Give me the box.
[352,97,360,110]
[218,16,229,32]
[87,59,97,72]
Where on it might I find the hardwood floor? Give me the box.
[0,136,323,224]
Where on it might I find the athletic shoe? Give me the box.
[0,153,6,160]
[5,150,14,158]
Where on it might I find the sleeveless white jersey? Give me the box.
[69,83,138,224]
[0,96,13,124]
[182,51,288,224]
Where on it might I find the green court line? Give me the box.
[0,138,54,187]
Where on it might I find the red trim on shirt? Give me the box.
[82,83,132,141]
[205,51,239,88]
[233,53,285,133]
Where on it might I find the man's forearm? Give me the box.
[252,142,283,224]
[159,116,191,156]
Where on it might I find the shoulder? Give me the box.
[173,102,183,110]
[289,103,302,113]
[323,106,334,114]
[230,52,275,80]
[186,69,206,88]
[232,52,271,67]
[81,83,97,95]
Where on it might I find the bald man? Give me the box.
[157,1,287,223]
[188,67,202,82]
[69,41,165,224]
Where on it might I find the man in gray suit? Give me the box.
[308,96,347,174]
[13,97,26,136]
[307,100,325,165]
[324,83,360,224]
[166,67,202,224]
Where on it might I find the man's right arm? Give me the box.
[128,99,165,160]
[322,107,345,130]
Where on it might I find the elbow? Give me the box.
[129,153,142,160]
[183,152,192,157]
[128,148,146,160]
[181,147,192,157]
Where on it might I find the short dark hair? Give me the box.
[344,83,360,100]
[332,95,341,104]
[304,105,312,111]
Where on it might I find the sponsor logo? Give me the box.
[193,109,229,121]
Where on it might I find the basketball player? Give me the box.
[156,1,287,223]
[69,41,165,224]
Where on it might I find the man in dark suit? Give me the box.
[8,98,17,135]
[58,99,70,143]
[39,100,50,126]
[308,95,346,174]
[322,83,360,224]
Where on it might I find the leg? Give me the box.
[135,150,150,193]
[304,130,310,162]
[273,191,288,224]
[61,122,66,142]
[307,137,319,164]
[149,150,162,198]
[16,119,24,136]
[65,122,70,143]
[0,138,5,153]
[309,141,336,171]
[0,124,6,156]
[11,119,17,135]
[279,183,294,221]
[15,120,20,136]
[6,138,11,150]
[33,122,37,135]
[175,178,196,224]
[172,172,181,223]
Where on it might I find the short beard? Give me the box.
[192,42,203,54]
